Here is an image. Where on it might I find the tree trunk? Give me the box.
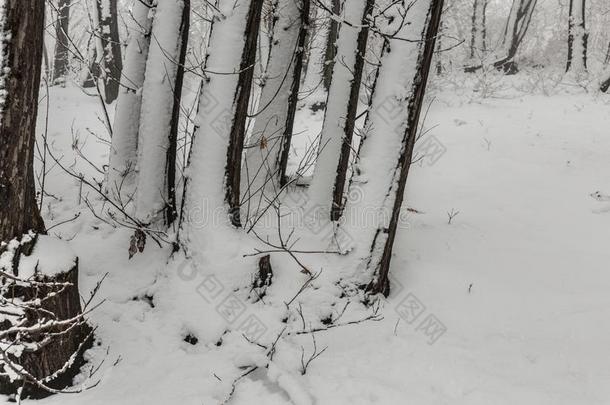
[107,0,155,204]
[566,0,587,73]
[0,235,92,398]
[134,0,189,226]
[0,0,46,242]
[95,0,123,103]
[341,0,443,297]
[241,0,310,227]
[322,0,340,91]
[308,0,374,222]
[470,0,487,60]
[52,0,71,84]
[180,0,264,247]
[301,1,332,105]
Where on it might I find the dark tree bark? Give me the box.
[0,0,46,242]
[166,0,190,225]
[278,0,310,186]
[322,0,340,91]
[566,0,587,73]
[225,0,265,227]
[52,0,71,83]
[330,0,375,221]
[465,0,536,74]
[95,0,123,103]
[342,0,444,297]
[470,0,487,59]
[0,236,92,398]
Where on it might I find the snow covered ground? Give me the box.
[16,82,610,404]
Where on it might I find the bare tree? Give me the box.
[134,0,190,226]
[308,0,375,221]
[242,0,310,225]
[322,0,340,91]
[52,0,71,83]
[0,0,46,241]
[341,0,444,296]
[465,0,536,74]
[107,0,155,204]
[566,0,587,73]
[180,0,265,247]
[470,0,487,60]
[94,0,123,103]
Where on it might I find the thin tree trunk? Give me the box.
[566,0,587,73]
[322,0,340,91]
[135,0,189,227]
[470,0,487,59]
[241,0,310,226]
[308,0,374,221]
[0,0,46,242]
[180,0,264,248]
[95,0,123,103]
[466,0,536,74]
[107,0,155,204]
[341,0,443,297]
[52,0,71,83]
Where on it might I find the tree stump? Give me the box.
[0,234,93,399]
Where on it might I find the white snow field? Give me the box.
[20,83,610,405]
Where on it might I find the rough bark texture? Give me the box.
[566,0,587,73]
[0,241,92,398]
[322,0,340,91]
[0,0,46,243]
[470,0,487,59]
[95,0,123,103]
[225,0,265,227]
[52,0,71,83]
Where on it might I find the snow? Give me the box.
[20,75,610,404]
[17,235,77,279]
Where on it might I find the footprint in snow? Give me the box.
[590,191,610,213]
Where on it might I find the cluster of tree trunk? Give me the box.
[465,0,537,74]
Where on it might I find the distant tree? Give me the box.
[94,0,122,103]
[52,0,71,83]
[566,0,587,73]
[470,0,487,60]
[465,0,536,74]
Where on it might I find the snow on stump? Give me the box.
[0,233,93,398]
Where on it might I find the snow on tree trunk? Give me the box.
[242,0,309,226]
[95,0,123,104]
[180,0,264,246]
[470,0,487,60]
[301,1,332,106]
[0,0,46,242]
[107,0,155,205]
[134,0,189,226]
[52,0,70,84]
[566,0,587,74]
[340,0,443,297]
[308,0,373,221]
[322,0,340,91]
